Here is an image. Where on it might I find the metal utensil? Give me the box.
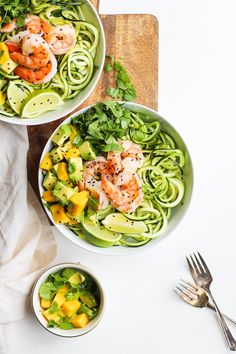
[186,252,236,351]
[175,279,236,325]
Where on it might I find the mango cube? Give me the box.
[43,309,61,323]
[69,126,78,143]
[64,148,80,160]
[71,313,89,328]
[53,293,66,307]
[57,162,69,181]
[68,191,89,217]
[50,204,71,224]
[40,298,51,309]
[62,300,81,318]
[42,190,57,203]
[40,153,53,171]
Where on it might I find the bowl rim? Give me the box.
[38,101,194,255]
[0,0,106,126]
[31,262,105,337]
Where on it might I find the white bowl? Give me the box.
[38,102,194,255]
[0,1,105,126]
[32,262,105,337]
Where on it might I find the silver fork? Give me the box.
[175,279,236,325]
[186,252,236,351]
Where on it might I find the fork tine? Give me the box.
[186,256,197,278]
[197,252,211,275]
[174,286,194,301]
[180,279,199,292]
[178,282,198,298]
[190,255,200,276]
[193,252,205,274]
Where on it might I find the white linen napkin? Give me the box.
[0,122,56,352]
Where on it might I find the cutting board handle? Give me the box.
[90,0,99,12]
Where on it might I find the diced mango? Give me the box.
[58,286,69,294]
[50,204,71,224]
[42,190,57,203]
[43,309,61,323]
[57,162,69,181]
[0,91,6,106]
[40,298,51,309]
[68,191,89,217]
[0,43,10,65]
[62,300,81,318]
[53,292,66,307]
[69,125,78,143]
[64,148,81,160]
[40,153,53,171]
[71,313,89,328]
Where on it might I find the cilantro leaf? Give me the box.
[49,302,60,314]
[59,321,74,330]
[105,57,137,102]
[68,162,76,174]
[62,268,76,279]
[39,282,56,300]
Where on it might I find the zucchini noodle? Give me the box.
[0,0,99,117]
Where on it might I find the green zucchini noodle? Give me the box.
[0,0,99,117]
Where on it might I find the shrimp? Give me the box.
[10,34,57,84]
[0,19,17,33]
[0,15,42,34]
[10,35,50,69]
[24,15,42,34]
[107,140,144,176]
[101,171,143,213]
[42,21,76,55]
[81,158,109,210]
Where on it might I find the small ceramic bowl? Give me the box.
[32,262,105,337]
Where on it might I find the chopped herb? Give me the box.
[105,57,137,102]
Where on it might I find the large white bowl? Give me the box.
[32,262,105,337]
[38,102,194,255]
[0,1,105,126]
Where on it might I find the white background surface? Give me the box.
[9,1,236,353]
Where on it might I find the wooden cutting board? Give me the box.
[27,0,159,194]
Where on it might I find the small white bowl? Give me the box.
[0,1,105,126]
[38,102,194,255]
[32,262,105,337]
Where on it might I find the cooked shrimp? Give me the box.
[9,34,57,84]
[101,171,143,213]
[24,15,42,34]
[107,151,122,174]
[81,158,109,210]
[107,140,144,176]
[1,15,42,34]
[10,35,50,69]
[0,19,17,33]
[42,21,76,55]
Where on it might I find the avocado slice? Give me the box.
[79,141,96,161]
[68,157,83,182]
[80,290,97,308]
[53,181,75,205]
[1,58,17,74]
[43,171,57,191]
[77,303,98,320]
[50,147,64,164]
[51,124,72,146]
[68,272,85,286]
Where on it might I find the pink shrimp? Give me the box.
[42,21,76,55]
[0,19,17,33]
[101,170,143,213]
[10,34,57,84]
[81,158,109,210]
[0,15,42,34]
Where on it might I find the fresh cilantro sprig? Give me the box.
[71,101,132,154]
[105,56,137,102]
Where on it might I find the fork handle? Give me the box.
[205,288,236,351]
[207,303,236,326]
